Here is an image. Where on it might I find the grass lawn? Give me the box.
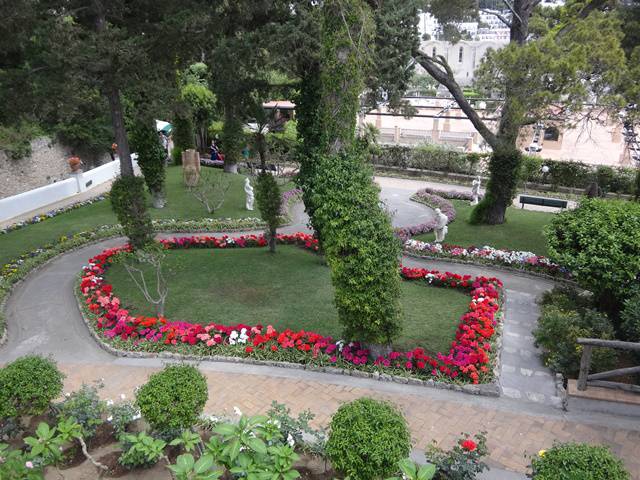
[0,167,271,268]
[104,246,470,354]
[415,199,553,255]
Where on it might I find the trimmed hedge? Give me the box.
[326,397,411,480]
[129,121,166,201]
[109,175,153,249]
[530,442,629,479]
[371,145,636,194]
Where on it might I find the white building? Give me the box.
[418,39,507,86]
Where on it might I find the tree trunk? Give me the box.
[222,104,241,174]
[151,189,166,209]
[269,227,276,253]
[256,132,268,171]
[106,85,134,177]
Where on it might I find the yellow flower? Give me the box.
[538,449,546,457]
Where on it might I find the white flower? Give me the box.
[120,393,126,400]
[106,399,114,406]
[132,413,141,421]
[64,392,71,398]
[233,406,243,417]
[107,416,113,422]
[287,434,295,447]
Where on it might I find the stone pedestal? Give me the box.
[182,149,200,187]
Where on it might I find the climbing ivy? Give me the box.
[110,175,153,249]
[129,121,166,207]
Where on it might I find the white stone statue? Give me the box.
[434,208,448,243]
[471,176,481,205]
[244,178,255,211]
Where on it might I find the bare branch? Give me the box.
[501,0,523,25]
[413,49,499,149]
[480,8,512,28]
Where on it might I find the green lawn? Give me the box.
[105,246,470,353]
[0,167,262,267]
[415,199,553,255]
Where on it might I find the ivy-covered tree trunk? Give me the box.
[309,0,403,350]
[106,85,134,177]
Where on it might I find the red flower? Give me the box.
[245,346,253,353]
[461,439,477,451]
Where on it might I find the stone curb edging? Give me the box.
[403,252,577,287]
[73,276,504,398]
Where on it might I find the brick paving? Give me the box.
[59,362,640,478]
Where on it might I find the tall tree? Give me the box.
[414,0,628,223]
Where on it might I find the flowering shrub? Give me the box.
[404,239,570,279]
[530,442,629,480]
[79,233,503,385]
[415,186,484,202]
[425,432,489,480]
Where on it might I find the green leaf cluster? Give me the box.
[54,382,106,438]
[0,355,64,420]
[530,442,630,480]
[135,364,208,434]
[325,397,411,480]
[119,431,167,468]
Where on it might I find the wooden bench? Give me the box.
[519,195,567,210]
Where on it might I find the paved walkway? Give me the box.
[1,179,639,477]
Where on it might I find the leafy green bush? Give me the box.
[0,355,64,419]
[545,199,640,316]
[119,431,166,468]
[621,290,640,342]
[426,432,488,480]
[129,121,166,206]
[0,122,44,160]
[326,397,411,480]
[255,172,282,253]
[55,382,106,438]
[135,365,208,434]
[530,443,629,479]
[110,175,153,249]
[372,145,483,175]
[533,302,617,378]
[311,150,402,344]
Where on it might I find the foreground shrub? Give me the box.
[326,397,410,480]
[55,382,106,438]
[545,199,640,316]
[135,365,208,433]
[119,431,166,469]
[530,442,629,479]
[426,432,488,480]
[0,355,64,419]
[110,175,153,249]
[533,304,617,378]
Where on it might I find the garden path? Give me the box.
[1,179,639,477]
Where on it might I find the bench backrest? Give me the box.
[519,195,568,208]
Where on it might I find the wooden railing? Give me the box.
[577,338,640,393]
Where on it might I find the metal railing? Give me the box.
[577,338,640,393]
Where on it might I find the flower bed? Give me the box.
[1,195,108,235]
[415,186,484,202]
[404,239,570,279]
[395,193,456,242]
[78,232,504,385]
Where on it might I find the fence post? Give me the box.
[577,345,593,391]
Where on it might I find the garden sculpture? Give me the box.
[471,176,481,205]
[245,177,255,211]
[434,208,448,243]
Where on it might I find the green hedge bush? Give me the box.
[255,172,282,253]
[533,288,617,378]
[110,175,153,249]
[545,199,640,316]
[621,291,640,342]
[171,113,195,165]
[129,121,166,202]
[372,145,484,175]
[135,364,207,434]
[326,397,411,480]
[530,443,629,479]
[0,356,64,419]
[311,149,402,345]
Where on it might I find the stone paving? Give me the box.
[2,178,639,478]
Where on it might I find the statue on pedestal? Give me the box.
[434,208,448,243]
[471,176,481,205]
[244,178,254,211]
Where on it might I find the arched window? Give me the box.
[458,46,463,63]
[544,126,560,141]
[432,46,436,57]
